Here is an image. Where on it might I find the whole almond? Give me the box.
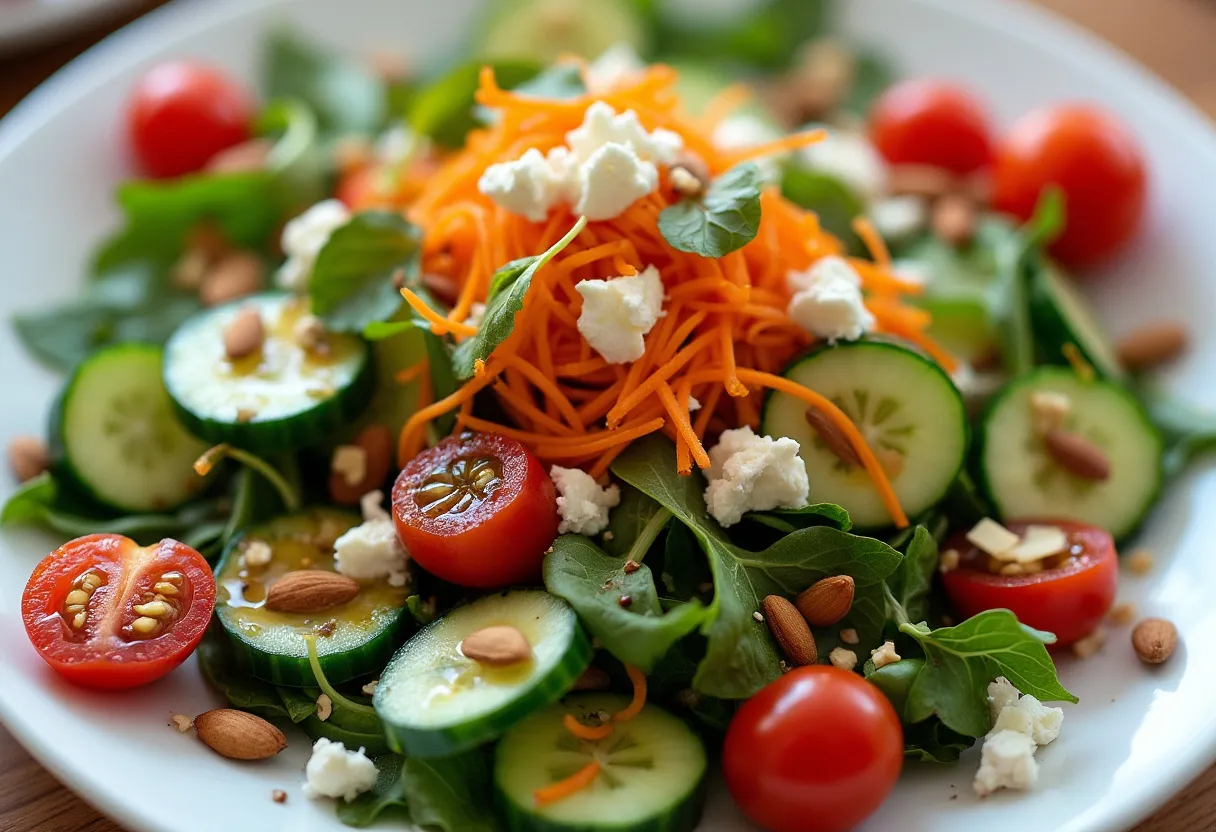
[265,570,360,614]
[1131,617,1178,665]
[795,575,855,627]
[7,435,48,483]
[462,625,532,666]
[932,192,977,247]
[761,595,817,666]
[1044,429,1111,481]
[805,407,860,467]
[1116,321,1189,372]
[194,709,287,760]
[329,425,394,505]
[887,164,956,199]
[203,253,265,307]
[223,306,265,360]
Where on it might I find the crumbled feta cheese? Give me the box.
[586,43,645,93]
[576,142,659,221]
[334,491,409,587]
[870,640,901,669]
[687,395,702,412]
[1029,390,1072,436]
[786,255,860,294]
[966,518,1020,558]
[302,738,378,802]
[551,466,621,535]
[829,647,858,671]
[704,427,809,527]
[359,489,392,523]
[869,195,927,242]
[478,148,570,223]
[712,113,784,182]
[277,200,351,291]
[987,677,1063,747]
[575,265,665,363]
[567,101,682,167]
[331,445,368,488]
[988,677,1021,719]
[799,128,887,200]
[786,257,873,343]
[974,730,1039,797]
[243,540,273,568]
[1009,695,1063,746]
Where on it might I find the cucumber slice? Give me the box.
[1030,264,1125,381]
[164,293,374,453]
[761,341,969,529]
[374,590,591,758]
[50,343,209,513]
[214,509,410,686]
[475,0,647,64]
[977,367,1162,540]
[494,694,707,832]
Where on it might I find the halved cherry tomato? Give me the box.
[868,78,994,174]
[723,666,903,832]
[22,535,216,689]
[392,432,558,588]
[940,519,1117,646]
[126,61,255,178]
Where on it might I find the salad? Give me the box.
[3,1,1207,830]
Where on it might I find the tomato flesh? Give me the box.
[723,666,903,832]
[392,432,558,588]
[22,535,216,689]
[940,519,1117,646]
[868,78,994,174]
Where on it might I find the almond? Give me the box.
[795,575,855,627]
[223,305,265,360]
[805,407,860,467]
[194,709,286,760]
[329,425,394,505]
[1131,617,1178,665]
[1116,321,1189,371]
[202,252,265,307]
[932,192,977,247]
[7,435,48,483]
[264,570,360,614]
[1044,429,1111,481]
[761,595,817,666]
[461,625,532,666]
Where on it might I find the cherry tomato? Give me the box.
[723,666,903,832]
[392,432,558,588]
[940,519,1117,646]
[993,104,1147,269]
[22,535,216,689]
[126,61,255,178]
[868,78,994,174]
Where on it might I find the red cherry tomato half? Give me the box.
[392,432,559,588]
[940,520,1118,646]
[723,665,903,832]
[868,78,994,174]
[993,104,1147,269]
[22,535,216,689]
[126,61,255,178]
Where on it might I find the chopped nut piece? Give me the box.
[839,628,859,645]
[236,408,257,423]
[602,531,615,542]
[939,548,960,574]
[1131,618,1178,665]
[272,789,288,804]
[243,540,273,568]
[1116,321,1189,371]
[1029,390,1072,436]
[870,640,901,669]
[171,714,194,733]
[1127,549,1154,576]
[362,680,379,696]
[1044,429,1111,481]
[623,560,640,574]
[829,647,858,672]
[1108,602,1137,626]
[7,435,48,483]
[293,314,331,356]
[462,625,532,666]
[670,165,706,198]
[316,693,333,722]
[1072,627,1108,659]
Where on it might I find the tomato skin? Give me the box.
[940,519,1118,646]
[868,78,994,174]
[392,433,558,588]
[723,666,903,832]
[126,62,255,178]
[22,535,215,689]
[993,104,1147,269]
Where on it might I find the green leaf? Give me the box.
[278,685,323,723]
[409,59,541,148]
[901,610,1077,738]
[747,502,852,534]
[842,48,896,116]
[781,167,864,252]
[397,751,498,832]
[256,98,328,212]
[264,30,385,135]
[658,163,762,258]
[904,719,974,763]
[655,0,827,70]
[197,631,297,721]
[867,657,925,720]
[603,485,668,559]
[661,520,710,599]
[886,526,938,626]
[338,756,408,827]
[452,216,587,378]
[544,534,707,671]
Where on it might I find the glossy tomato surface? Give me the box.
[126,61,254,178]
[22,535,216,689]
[941,519,1118,646]
[993,104,1147,269]
[392,432,558,588]
[723,666,903,832]
[868,78,993,174]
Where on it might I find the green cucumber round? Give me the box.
[475,0,647,64]
[164,293,374,453]
[761,340,969,529]
[374,590,591,759]
[214,509,410,686]
[1030,264,1126,381]
[494,694,708,832]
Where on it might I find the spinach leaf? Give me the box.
[885,525,938,626]
[661,520,710,600]
[264,30,385,135]
[900,610,1077,738]
[409,59,541,148]
[544,535,707,671]
[655,0,827,70]
[197,631,305,722]
[904,719,974,763]
[648,634,737,737]
[603,485,668,559]
[659,163,762,258]
[301,714,391,757]
[337,756,408,828]
[452,217,587,378]
[781,167,864,252]
[867,657,924,720]
[746,502,852,535]
[279,687,323,723]
[397,751,498,832]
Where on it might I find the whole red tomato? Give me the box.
[869,78,994,174]
[993,104,1147,269]
[723,666,903,832]
[940,519,1118,646]
[126,61,255,178]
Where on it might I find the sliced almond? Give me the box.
[932,192,977,247]
[194,709,287,760]
[264,570,360,614]
[223,306,265,360]
[804,406,860,467]
[1116,321,1189,372]
[1044,429,1111,481]
[1131,617,1178,665]
[761,595,817,666]
[461,625,532,666]
[887,164,957,199]
[201,252,265,307]
[795,575,855,627]
[329,425,394,505]
[1004,525,1068,564]
[966,518,1020,558]
[1029,390,1072,437]
[7,435,48,483]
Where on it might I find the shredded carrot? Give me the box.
[394,358,429,385]
[657,381,710,473]
[400,288,478,337]
[562,714,614,741]
[852,216,892,270]
[613,665,648,723]
[533,761,601,807]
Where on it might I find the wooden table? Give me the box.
[3,0,1216,829]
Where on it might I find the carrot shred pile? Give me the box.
[396,64,952,527]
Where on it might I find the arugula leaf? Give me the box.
[544,535,707,671]
[452,216,587,378]
[337,756,408,828]
[409,59,541,148]
[659,163,763,258]
[397,751,498,832]
[901,610,1077,738]
[264,30,385,135]
[309,211,421,332]
[661,520,711,600]
[998,188,1066,375]
[885,526,938,626]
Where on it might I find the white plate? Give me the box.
[1,0,1215,830]
[0,0,142,54]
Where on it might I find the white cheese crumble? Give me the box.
[703,426,809,527]
[334,490,409,587]
[277,200,351,292]
[870,640,901,669]
[798,128,887,201]
[575,265,665,363]
[974,730,1039,797]
[869,195,927,242]
[566,101,682,166]
[786,256,874,343]
[576,142,658,220]
[551,466,621,536]
[687,395,702,412]
[477,148,571,223]
[242,540,273,568]
[988,676,1022,719]
[302,738,378,802]
[828,647,858,671]
[586,43,646,94]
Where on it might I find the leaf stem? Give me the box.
[625,508,673,565]
[193,444,302,512]
[883,582,911,629]
[303,634,378,716]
